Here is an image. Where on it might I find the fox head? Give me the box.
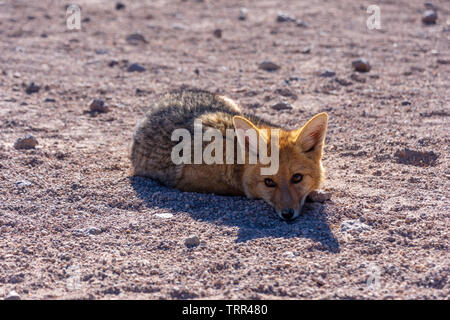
[233,113,328,221]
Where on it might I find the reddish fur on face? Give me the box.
[240,113,328,220]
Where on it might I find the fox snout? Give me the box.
[276,202,304,221]
[281,208,295,220]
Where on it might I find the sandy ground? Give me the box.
[0,0,449,300]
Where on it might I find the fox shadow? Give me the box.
[130,176,340,253]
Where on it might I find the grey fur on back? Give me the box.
[130,89,262,187]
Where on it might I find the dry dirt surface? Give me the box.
[0,0,449,300]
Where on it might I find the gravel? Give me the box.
[352,58,371,73]
[340,220,371,233]
[127,63,146,72]
[238,8,248,21]
[213,29,222,38]
[320,70,336,77]
[14,135,38,150]
[25,82,40,94]
[271,101,293,111]
[15,180,32,188]
[277,13,296,23]
[4,290,21,300]
[258,60,280,71]
[155,213,174,219]
[184,235,200,247]
[126,33,148,45]
[422,10,437,25]
[72,227,102,237]
[0,0,448,300]
[89,99,109,113]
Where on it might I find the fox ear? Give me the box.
[233,116,267,155]
[295,113,328,154]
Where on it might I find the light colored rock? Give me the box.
[238,8,247,20]
[72,226,102,237]
[308,190,331,202]
[284,251,295,258]
[85,227,102,235]
[155,213,173,219]
[16,180,32,188]
[422,10,437,25]
[271,101,292,111]
[4,290,21,300]
[277,12,295,23]
[341,220,371,233]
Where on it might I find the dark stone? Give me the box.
[127,63,146,72]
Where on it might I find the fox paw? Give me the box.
[307,190,331,203]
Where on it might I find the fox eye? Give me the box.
[264,178,276,188]
[291,173,303,184]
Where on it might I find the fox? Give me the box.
[130,89,328,221]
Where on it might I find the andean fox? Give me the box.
[130,89,328,221]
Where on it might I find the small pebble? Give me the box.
[352,58,371,73]
[405,214,418,224]
[341,220,371,233]
[126,33,147,45]
[238,8,248,21]
[155,213,173,219]
[4,290,21,300]
[296,19,307,27]
[16,180,32,188]
[422,10,437,25]
[184,235,200,247]
[14,135,38,150]
[271,101,292,111]
[25,82,40,94]
[95,49,109,55]
[44,98,56,103]
[259,60,280,72]
[72,227,102,237]
[320,70,336,78]
[213,28,222,38]
[127,63,146,72]
[277,13,296,23]
[372,170,382,176]
[307,190,331,202]
[115,2,125,10]
[301,47,311,54]
[289,75,304,81]
[284,251,295,258]
[89,99,109,113]
[312,276,326,286]
[85,227,102,235]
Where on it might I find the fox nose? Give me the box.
[281,208,294,220]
